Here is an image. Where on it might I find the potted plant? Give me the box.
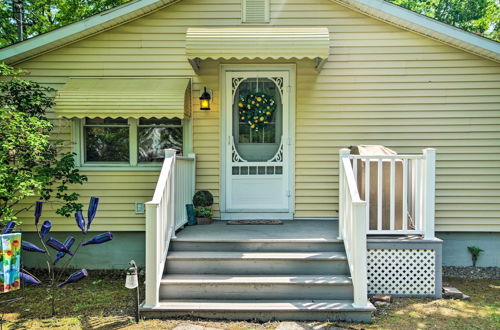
[193,190,214,225]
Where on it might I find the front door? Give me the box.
[222,68,293,219]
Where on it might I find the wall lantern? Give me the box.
[199,87,212,111]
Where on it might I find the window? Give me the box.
[80,117,184,166]
[84,118,129,162]
[138,118,183,162]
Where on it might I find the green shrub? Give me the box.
[0,64,87,224]
[193,190,213,208]
[467,246,484,267]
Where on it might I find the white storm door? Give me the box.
[224,70,291,214]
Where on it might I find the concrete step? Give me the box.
[170,239,345,252]
[165,251,349,275]
[159,274,353,300]
[141,299,375,322]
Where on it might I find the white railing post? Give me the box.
[423,148,436,239]
[338,148,350,240]
[188,153,196,195]
[166,149,177,239]
[352,201,368,307]
[144,202,159,308]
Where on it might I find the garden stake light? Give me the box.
[125,260,140,323]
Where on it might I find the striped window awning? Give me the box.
[185,27,330,72]
[54,78,191,119]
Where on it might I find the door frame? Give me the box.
[219,64,296,220]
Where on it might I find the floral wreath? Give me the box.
[237,91,277,131]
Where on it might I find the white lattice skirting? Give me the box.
[367,249,436,295]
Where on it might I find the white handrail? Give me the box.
[174,154,196,230]
[143,149,197,308]
[339,148,369,308]
[144,149,176,308]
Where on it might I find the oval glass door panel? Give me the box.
[233,78,282,162]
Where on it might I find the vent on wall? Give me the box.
[242,0,270,23]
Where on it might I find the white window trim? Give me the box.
[71,118,191,171]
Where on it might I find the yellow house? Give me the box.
[1,0,499,322]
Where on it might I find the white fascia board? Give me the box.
[333,0,500,63]
[0,0,179,64]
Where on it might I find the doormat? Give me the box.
[227,220,283,225]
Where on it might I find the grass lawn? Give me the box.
[0,277,498,329]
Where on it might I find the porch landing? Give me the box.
[170,220,344,253]
[174,220,340,241]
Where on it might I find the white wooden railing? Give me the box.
[144,149,196,308]
[338,149,369,308]
[174,154,196,230]
[338,147,436,306]
[346,148,436,238]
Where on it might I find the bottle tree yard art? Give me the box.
[20,197,113,316]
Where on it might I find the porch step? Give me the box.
[159,274,353,300]
[165,251,349,275]
[170,239,345,252]
[141,299,375,322]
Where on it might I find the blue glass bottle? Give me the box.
[82,232,113,246]
[21,241,46,254]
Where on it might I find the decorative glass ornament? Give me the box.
[75,211,86,234]
[34,201,43,226]
[82,232,113,246]
[40,220,52,239]
[20,272,41,286]
[87,197,99,230]
[46,237,74,255]
[21,241,46,254]
[2,221,16,234]
[52,236,76,265]
[58,269,88,287]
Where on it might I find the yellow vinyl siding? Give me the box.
[12,0,500,232]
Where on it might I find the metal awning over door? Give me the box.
[185,27,330,72]
[54,78,191,119]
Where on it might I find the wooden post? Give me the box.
[165,149,176,239]
[188,153,197,200]
[144,202,159,308]
[338,148,350,239]
[352,201,369,307]
[423,148,436,240]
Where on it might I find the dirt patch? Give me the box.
[1,277,498,329]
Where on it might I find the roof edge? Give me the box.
[0,0,180,65]
[332,0,500,63]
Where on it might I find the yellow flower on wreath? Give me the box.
[238,102,243,108]
[266,111,270,115]
[259,117,264,121]
[256,97,262,102]
[250,124,255,129]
